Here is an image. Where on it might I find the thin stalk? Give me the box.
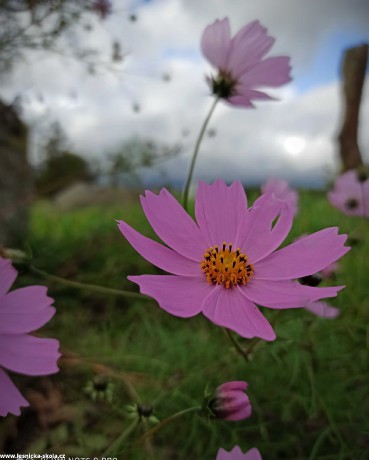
[29,265,149,300]
[102,417,140,457]
[182,98,219,211]
[222,328,251,362]
[137,406,201,442]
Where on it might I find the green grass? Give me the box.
[2,189,369,459]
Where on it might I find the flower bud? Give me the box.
[208,381,251,421]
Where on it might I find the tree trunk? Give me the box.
[0,99,31,248]
[338,44,368,171]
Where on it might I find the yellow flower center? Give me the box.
[201,242,254,289]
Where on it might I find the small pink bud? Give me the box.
[209,381,251,421]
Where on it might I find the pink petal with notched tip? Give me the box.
[227,22,275,78]
[0,335,60,376]
[240,56,292,88]
[0,258,17,298]
[238,193,293,264]
[195,179,248,247]
[0,286,55,335]
[217,446,263,460]
[128,275,210,318]
[140,188,207,261]
[241,279,310,309]
[253,228,349,280]
[202,285,276,341]
[0,367,29,416]
[117,220,199,276]
[201,18,231,70]
[241,280,343,309]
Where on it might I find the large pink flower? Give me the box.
[201,18,291,107]
[217,446,262,460]
[261,178,298,216]
[0,257,60,417]
[328,169,369,218]
[118,180,349,341]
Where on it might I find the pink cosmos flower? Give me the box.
[201,18,291,107]
[217,446,262,460]
[0,257,60,417]
[118,180,349,341]
[261,178,298,216]
[328,169,369,218]
[209,381,251,421]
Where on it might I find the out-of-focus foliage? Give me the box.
[106,137,182,187]
[35,122,92,196]
[0,0,115,76]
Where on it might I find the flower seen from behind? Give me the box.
[261,177,298,216]
[217,446,262,460]
[328,169,369,218]
[207,381,251,421]
[0,257,60,417]
[201,18,291,107]
[118,180,349,341]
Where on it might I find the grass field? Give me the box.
[1,188,368,459]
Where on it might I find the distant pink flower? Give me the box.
[201,18,291,107]
[328,169,369,218]
[118,180,349,341]
[217,446,262,460]
[209,381,251,421]
[305,301,340,319]
[320,262,339,279]
[92,0,112,19]
[261,178,298,216]
[0,258,60,417]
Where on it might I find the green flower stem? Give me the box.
[29,265,150,300]
[102,417,140,457]
[137,406,201,442]
[222,327,251,362]
[182,97,219,211]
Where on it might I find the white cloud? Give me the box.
[0,0,368,187]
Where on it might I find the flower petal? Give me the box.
[227,21,275,78]
[238,193,293,263]
[140,189,206,261]
[328,189,363,216]
[201,18,231,70]
[0,286,55,334]
[228,89,275,106]
[201,285,276,340]
[217,446,262,460]
[305,301,340,319]
[241,279,310,309]
[128,275,210,318]
[0,258,17,298]
[295,284,344,302]
[0,335,60,376]
[245,448,263,460]
[227,94,255,107]
[117,220,200,276]
[253,228,350,280]
[0,367,29,416]
[240,56,292,88]
[195,180,248,247]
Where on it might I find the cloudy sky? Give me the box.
[2,0,369,189]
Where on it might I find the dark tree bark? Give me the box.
[0,99,31,247]
[338,44,368,171]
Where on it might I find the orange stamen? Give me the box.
[200,242,254,289]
